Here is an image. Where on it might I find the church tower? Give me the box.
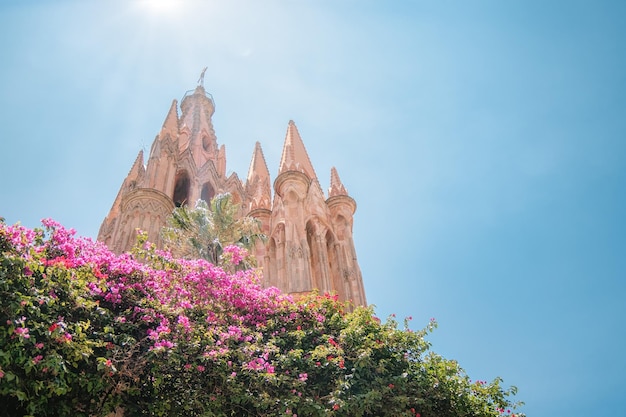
[98,79,366,307]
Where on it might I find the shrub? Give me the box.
[0,219,523,416]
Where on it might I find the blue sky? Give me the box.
[1,1,625,415]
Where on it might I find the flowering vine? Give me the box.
[0,219,524,416]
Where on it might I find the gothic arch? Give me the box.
[334,214,351,241]
[268,237,278,288]
[268,223,286,290]
[173,170,191,207]
[200,182,215,203]
[325,229,346,300]
[305,220,323,290]
[202,134,213,152]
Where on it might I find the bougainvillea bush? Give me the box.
[0,219,524,417]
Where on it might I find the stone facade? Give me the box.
[98,83,366,307]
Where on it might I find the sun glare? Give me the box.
[139,0,183,15]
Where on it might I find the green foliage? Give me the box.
[0,218,524,416]
[161,194,265,269]
[0,222,133,416]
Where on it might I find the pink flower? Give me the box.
[152,340,175,350]
[197,365,205,372]
[32,355,43,365]
[35,343,44,349]
[177,315,191,330]
[298,373,308,382]
[222,245,247,265]
[14,327,29,339]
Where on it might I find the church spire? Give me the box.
[278,120,317,179]
[160,99,179,136]
[129,149,145,178]
[328,166,348,197]
[98,84,366,307]
[247,141,270,184]
[246,141,271,211]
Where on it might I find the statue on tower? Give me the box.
[198,67,208,86]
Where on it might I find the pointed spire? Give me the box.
[246,142,272,210]
[101,150,145,221]
[328,166,348,197]
[161,99,179,135]
[247,141,270,184]
[129,150,145,177]
[278,120,317,179]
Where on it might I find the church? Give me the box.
[98,79,366,307]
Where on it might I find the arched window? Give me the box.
[306,221,322,290]
[201,182,215,203]
[335,215,349,240]
[173,171,190,207]
[202,135,213,152]
[326,230,340,287]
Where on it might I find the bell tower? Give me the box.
[98,77,366,307]
[98,82,243,254]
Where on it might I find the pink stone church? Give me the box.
[98,81,366,307]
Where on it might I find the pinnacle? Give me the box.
[278,121,317,179]
[161,99,179,133]
[247,141,270,184]
[131,149,145,171]
[328,166,348,197]
[245,142,271,210]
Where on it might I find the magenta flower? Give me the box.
[14,327,30,339]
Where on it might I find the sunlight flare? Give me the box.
[138,0,183,15]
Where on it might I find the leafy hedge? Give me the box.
[0,219,523,416]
